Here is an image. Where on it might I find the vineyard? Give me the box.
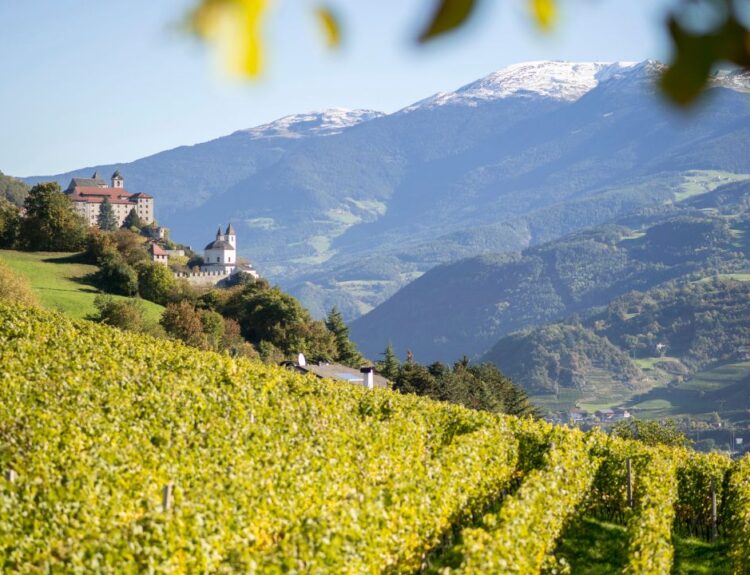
[0,302,749,574]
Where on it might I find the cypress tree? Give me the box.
[97,197,118,231]
[324,306,364,367]
[378,342,400,380]
[123,208,144,230]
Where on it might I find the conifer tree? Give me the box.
[123,208,144,230]
[97,197,118,231]
[378,342,400,380]
[325,306,364,367]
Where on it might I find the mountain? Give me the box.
[350,178,750,363]
[27,61,750,320]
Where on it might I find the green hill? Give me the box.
[0,302,747,572]
[0,249,164,322]
[352,178,750,363]
[484,278,750,417]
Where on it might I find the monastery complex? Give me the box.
[66,171,154,228]
[66,170,258,286]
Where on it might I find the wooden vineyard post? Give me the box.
[4,469,16,483]
[626,458,633,508]
[162,483,174,512]
[711,478,718,541]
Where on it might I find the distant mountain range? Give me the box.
[25,60,750,322]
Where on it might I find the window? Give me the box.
[216,257,220,263]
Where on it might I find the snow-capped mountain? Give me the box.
[243,108,385,139]
[403,61,639,111]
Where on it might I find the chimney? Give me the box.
[360,366,375,390]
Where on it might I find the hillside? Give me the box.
[0,249,164,322]
[0,302,746,572]
[26,61,750,320]
[351,178,750,363]
[485,278,750,414]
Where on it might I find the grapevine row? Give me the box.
[442,429,600,574]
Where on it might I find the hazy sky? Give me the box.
[0,0,675,176]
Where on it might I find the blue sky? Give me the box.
[0,0,675,176]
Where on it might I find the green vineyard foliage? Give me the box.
[622,449,678,575]
[726,455,750,575]
[0,302,747,573]
[445,429,600,574]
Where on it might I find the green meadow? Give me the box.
[0,249,164,323]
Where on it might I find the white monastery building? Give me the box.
[65,171,154,228]
[174,223,259,286]
[203,224,237,273]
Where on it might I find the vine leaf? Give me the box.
[187,0,271,77]
[530,0,556,31]
[418,0,479,43]
[316,5,341,48]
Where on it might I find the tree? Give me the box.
[377,342,400,380]
[612,418,691,448]
[393,362,437,396]
[0,171,29,207]
[97,197,118,231]
[90,295,146,332]
[93,249,139,296]
[0,198,20,248]
[218,279,337,361]
[160,301,208,349]
[123,208,144,230]
[137,261,177,305]
[21,182,87,251]
[325,306,364,367]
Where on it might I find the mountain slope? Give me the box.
[350,178,750,363]
[27,61,750,319]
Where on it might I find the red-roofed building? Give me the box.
[65,171,155,228]
[148,242,169,266]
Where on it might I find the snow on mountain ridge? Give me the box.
[244,108,385,139]
[403,61,641,111]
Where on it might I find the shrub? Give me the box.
[0,260,38,306]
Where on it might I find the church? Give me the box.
[202,224,238,273]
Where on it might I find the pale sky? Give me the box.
[0,0,675,176]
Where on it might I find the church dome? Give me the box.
[204,239,233,250]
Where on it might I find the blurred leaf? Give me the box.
[316,6,341,48]
[418,0,478,43]
[188,0,271,77]
[661,13,750,106]
[530,0,556,31]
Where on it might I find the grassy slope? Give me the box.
[0,249,163,323]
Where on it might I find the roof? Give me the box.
[226,223,236,235]
[68,186,138,205]
[297,363,389,388]
[204,239,234,250]
[112,170,123,179]
[149,243,168,256]
[130,192,153,199]
[67,177,106,191]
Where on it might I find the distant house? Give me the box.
[288,354,389,389]
[595,408,615,421]
[65,171,154,228]
[149,243,169,266]
[568,407,589,423]
[613,407,632,422]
